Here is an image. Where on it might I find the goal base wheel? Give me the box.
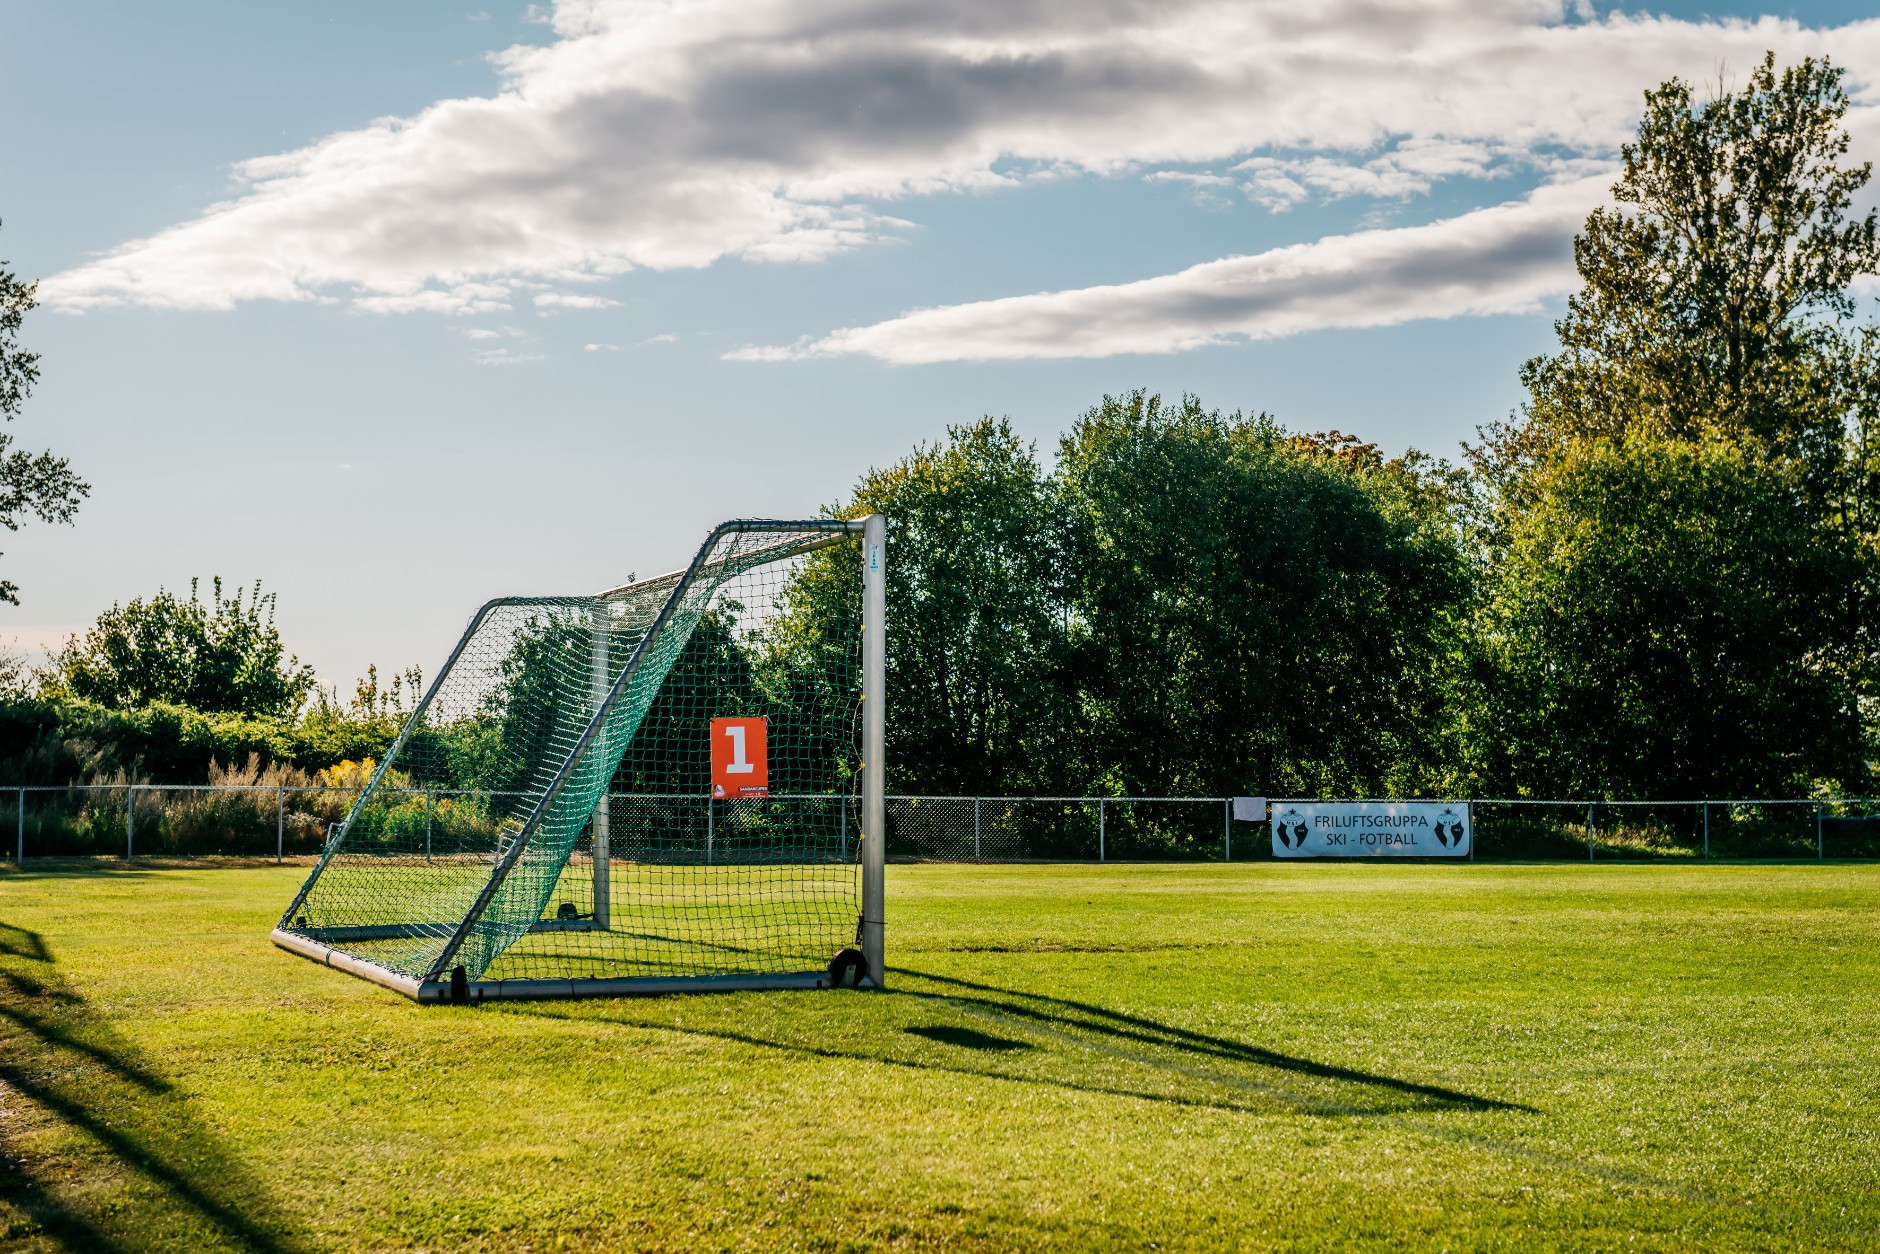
[827,948,869,988]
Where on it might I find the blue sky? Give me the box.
[1,1,1875,689]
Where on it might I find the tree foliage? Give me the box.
[1478,54,1880,502]
[0,221,89,604]
[789,402,1473,798]
[830,418,1066,794]
[1059,394,1470,798]
[1479,436,1863,797]
[46,578,317,718]
[1467,52,1880,799]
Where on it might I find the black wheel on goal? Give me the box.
[828,948,867,988]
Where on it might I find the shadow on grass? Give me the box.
[522,1005,1307,1118]
[0,858,297,881]
[516,966,1530,1120]
[904,1024,1031,1052]
[896,968,1534,1114]
[0,919,303,1253]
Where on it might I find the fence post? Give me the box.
[1586,802,1594,862]
[973,797,981,862]
[15,788,21,862]
[1098,799,1105,863]
[839,793,847,861]
[276,784,284,863]
[707,796,713,865]
[1702,803,1709,861]
[1817,802,1824,859]
[1467,801,1475,861]
[126,783,135,860]
[1224,798,1231,862]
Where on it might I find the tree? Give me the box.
[793,418,1065,794]
[1465,54,1880,796]
[1478,54,1879,503]
[0,221,89,603]
[1478,436,1863,798]
[46,578,316,717]
[1058,392,1471,799]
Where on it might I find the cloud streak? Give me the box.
[732,178,1603,362]
[35,1,1880,335]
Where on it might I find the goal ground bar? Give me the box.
[272,928,850,1002]
[272,927,425,999]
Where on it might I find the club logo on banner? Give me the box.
[1271,802,1470,858]
[710,716,769,799]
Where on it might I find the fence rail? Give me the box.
[1,786,1876,863]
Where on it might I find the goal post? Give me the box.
[273,516,887,1002]
[861,512,886,989]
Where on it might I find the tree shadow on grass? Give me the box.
[0,862,160,881]
[0,919,304,1253]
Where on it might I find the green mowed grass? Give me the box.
[1,861,1877,1251]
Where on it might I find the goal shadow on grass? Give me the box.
[0,918,305,1253]
[892,968,1535,1115]
[517,967,1528,1120]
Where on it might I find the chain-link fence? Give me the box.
[886,797,1234,861]
[2,786,1876,862]
[0,784,509,860]
[1470,799,1880,861]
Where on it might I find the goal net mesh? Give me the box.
[278,522,864,987]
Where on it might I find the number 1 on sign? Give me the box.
[723,724,753,774]
[710,716,769,799]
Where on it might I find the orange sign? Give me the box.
[710,716,769,799]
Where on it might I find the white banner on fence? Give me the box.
[1270,802,1470,858]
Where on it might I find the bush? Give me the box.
[0,698,405,788]
[156,755,325,855]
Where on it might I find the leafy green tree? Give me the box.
[793,418,1065,793]
[463,609,594,801]
[1466,54,1880,797]
[1480,54,1878,495]
[614,609,768,793]
[296,662,424,772]
[0,222,89,603]
[46,578,316,717]
[1059,393,1471,799]
[1478,436,1863,798]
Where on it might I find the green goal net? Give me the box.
[274,518,881,1001]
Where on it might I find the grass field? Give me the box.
[1,861,1877,1252]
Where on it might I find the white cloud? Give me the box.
[1145,173,1237,189]
[583,341,619,351]
[353,283,514,316]
[35,0,1880,335]
[473,346,543,365]
[1145,169,1240,208]
[534,291,619,309]
[731,177,1602,362]
[1236,140,1506,210]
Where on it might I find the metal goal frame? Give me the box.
[270,514,887,1003]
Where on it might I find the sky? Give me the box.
[1,0,1877,691]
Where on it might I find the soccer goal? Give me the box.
[272,516,886,1003]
